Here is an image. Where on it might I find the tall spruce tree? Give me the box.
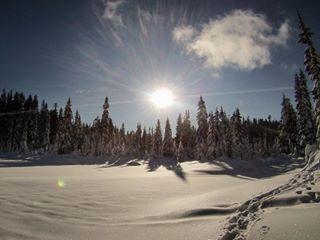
[163,118,174,157]
[176,141,185,162]
[20,94,31,152]
[0,90,8,151]
[196,96,208,161]
[101,97,111,155]
[175,113,182,145]
[62,98,73,153]
[135,123,142,156]
[294,70,316,153]
[141,127,147,156]
[10,92,25,151]
[73,110,83,152]
[181,110,193,159]
[152,119,162,157]
[279,95,298,154]
[37,100,50,151]
[27,95,38,151]
[207,111,220,159]
[49,103,59,148]
[219,107,232,157]
[230,108,246,159]
[298,13,320,141]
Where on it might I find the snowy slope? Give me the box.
[217,147,320,240]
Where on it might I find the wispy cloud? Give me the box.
[102,0,126,27]
[173,10,290,71]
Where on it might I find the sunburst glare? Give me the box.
[150,88,175,109]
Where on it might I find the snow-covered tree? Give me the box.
[27,95,38,151]
[62,98,73,153]
[101,97,112,155]
[11,92,26,151]
[146,127,153,154]
[207,110,221,159]
[218,107,232,157]
[135,123,142,156]
[298,13,320,141]
[73,110,84,152]
[175,113,182,145]
[196,96,208,161]
[294,70,316,153]
[152,119,162,157]
[37,100,50,152]
[230,108,247,159]
[176,141,185,162]
[141,127,147,156]
[279,95,298,154]
[180,110,193,159]
[49,103,59,149]
[163,118,174,157]
[56,108,65,153]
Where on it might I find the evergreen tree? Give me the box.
[180,110,193,159]
[279,95,298,154]
[175,113,182,145]
[73,110,83,152]
[10,92,25,151]
[176,141,185,162]
[101,97,111,154]
[219,107,232,157]
[37,100,50,151]
[20,94,31,152]
[298,13,320,141]
[120,123,125,144]
[294,70,316,153]
[0,90,8,151]
[49,103,59,148]
[92,117,103,155]
[152,119,162,156]
[196,96,208,161]
[62,98,73,153]
[207,111,220,159]
[135,123,142,156]
[141,127,147,156]
[230,108,246,159]
[163,118,174,157]
[27,95,38,151]
[146,127,153,154]
[56,108,64,153]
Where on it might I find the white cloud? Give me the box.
[172,25,197,42]
[102,0,126,27]
[173,10,290,71]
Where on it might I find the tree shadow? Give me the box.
[0,152,108,167]
[194,156,305,180]
[147,157,187,182]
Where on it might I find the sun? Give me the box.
[150,88,174,109]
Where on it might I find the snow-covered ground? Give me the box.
[0,155,318,240]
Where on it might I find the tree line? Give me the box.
[0,13,319,162]
[0,90,281,160]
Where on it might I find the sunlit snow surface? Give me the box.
[0,158,298,240]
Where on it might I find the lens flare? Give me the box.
[57,179,65,188]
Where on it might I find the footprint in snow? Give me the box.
[260,225,270,235]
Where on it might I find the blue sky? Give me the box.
[1,0,320,130]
